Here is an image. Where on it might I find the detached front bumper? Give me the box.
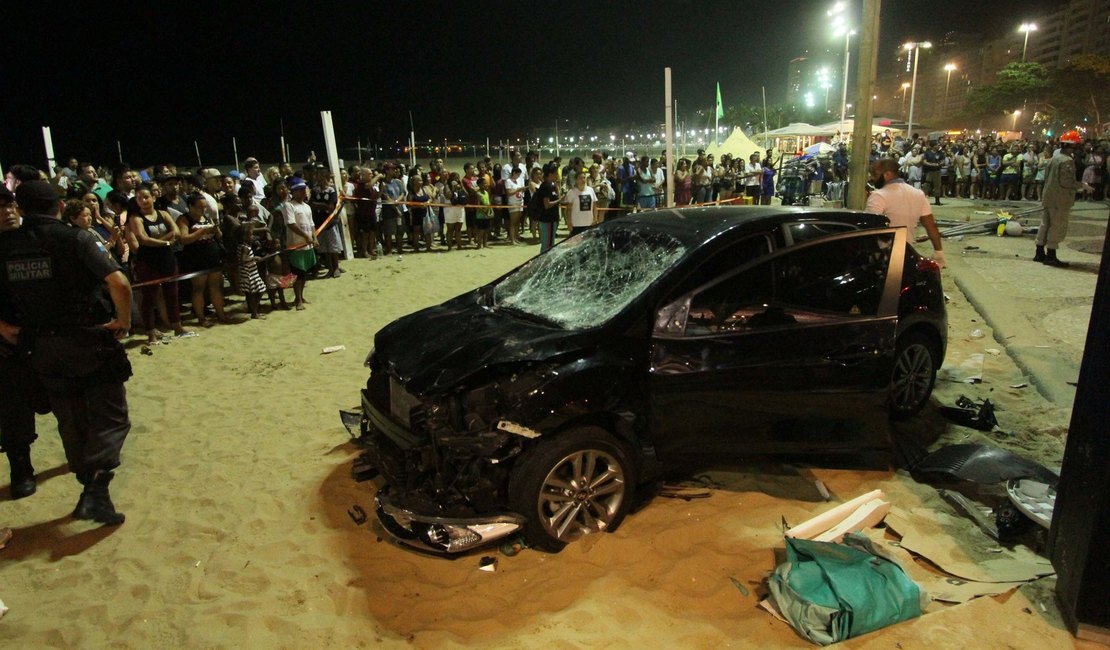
[376,490,524,554]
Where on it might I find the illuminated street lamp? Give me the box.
[904,41,932,139]
[828,1,855,137]
[1019,23,1038,62]
[900,82,911,119]
[943,63,957,120]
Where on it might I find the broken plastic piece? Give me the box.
[496,420,542,439]
[321,345,346,354]
[969,329,984,339]
[938,489,999,540]
[729,576,751,597]
[1007,478,1056,529]
[941,396,998,431]
[478,556,497,572]
[913,444,1059,487]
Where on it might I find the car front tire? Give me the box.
[508,426,634,553]
[889,331,940,420]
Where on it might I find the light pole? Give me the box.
[904,40,932,140]
[828,2,854,137]
[1019,23,1038,62]
[943,63,957,120]
[900,82,910,119]
[1012,109,1021,132]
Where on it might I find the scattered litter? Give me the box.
[499,538,526,557]
[938,489,998,540]
[964,245,980,250]
[1039,601,1047,613]
[969,329,985,339]
[940,395,998,431]
[0,597,6,620]
[140,345,153,356]
[478,556,497,572]
[658,484,712,500]
[1023,607,1033,614]
[985,348,1001,355]
[321,345,346,354]
[729,576,751,597]
[765,533,924,645]
[176,331,199,339]
[815,480,830,501]
[786,489,890,543]
[943,293,951,303]
[1010,382,1028,389]
[347,504,367,525]
[194,560,201,567]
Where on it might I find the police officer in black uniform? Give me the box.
[0,184,49,499]
[0,180,133,525]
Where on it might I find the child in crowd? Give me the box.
[236,224,267,319]
[444,176,466,251]
[474,177,493,248]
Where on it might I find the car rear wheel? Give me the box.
[508,426,634,553]
[889,331,939,420]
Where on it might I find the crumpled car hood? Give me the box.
[374,290,596,395]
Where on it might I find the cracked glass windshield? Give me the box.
[493,228,686,330]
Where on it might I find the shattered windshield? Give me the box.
[493,228,687,329]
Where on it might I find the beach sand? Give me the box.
[0,234,1099,648]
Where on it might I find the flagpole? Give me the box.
[665,68,675,208]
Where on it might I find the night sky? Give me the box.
[4,0,1050,169]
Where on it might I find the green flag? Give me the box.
[716,82,724,119]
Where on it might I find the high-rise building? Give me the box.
[785,50,841,115]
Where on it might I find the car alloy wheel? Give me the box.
[889,332,938,419]
[509,426,634,552]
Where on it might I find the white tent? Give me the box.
[753,122,826,139]
[813,120,903,136]
[705,128,764,161]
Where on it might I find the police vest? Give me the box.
[0,216,109,327]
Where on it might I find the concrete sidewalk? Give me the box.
[923,197,1107,405]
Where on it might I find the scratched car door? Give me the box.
[648,228,904,460]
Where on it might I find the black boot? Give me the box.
[73,470,125,525]
[6,446,35,499]
[1043,249,1070,267]
[1033,245,1046,262]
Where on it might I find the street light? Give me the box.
[943,63,957,120]
[900,82,911,119]
[828,2,855,137]
[1019,23,1038,62]
[904,41,932,140]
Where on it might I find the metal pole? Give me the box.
[665,67,676,208]
[280,119,287,164]
[944,69,952,120]
[847,0,881,211]
[194,140,202,167]
[555,120,560,158]
[42,126,55,175]
[839,32,851,137]
[762,86,769,146]
[357,139,363,165]
[1022,30,1030,62]
[408,110,416,167]
[320,110,354,260]
[232,136,240,174]
[117,141,123,165]
[907,45,920,141]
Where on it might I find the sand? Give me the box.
[0,233,1100,649]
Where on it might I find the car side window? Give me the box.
[775,232,894,319]
[784,221,858,245]
[683,232,894,336]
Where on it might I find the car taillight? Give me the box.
[917,257,941,275]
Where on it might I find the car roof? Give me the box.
[610,206,890,247]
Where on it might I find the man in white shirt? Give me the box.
[562,173,598,236]
[243,158,267,202]
[503,167,526,244]
[865,158,945,268]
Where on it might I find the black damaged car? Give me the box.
[342,206,947,554]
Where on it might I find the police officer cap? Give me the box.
[15,180,59,214]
